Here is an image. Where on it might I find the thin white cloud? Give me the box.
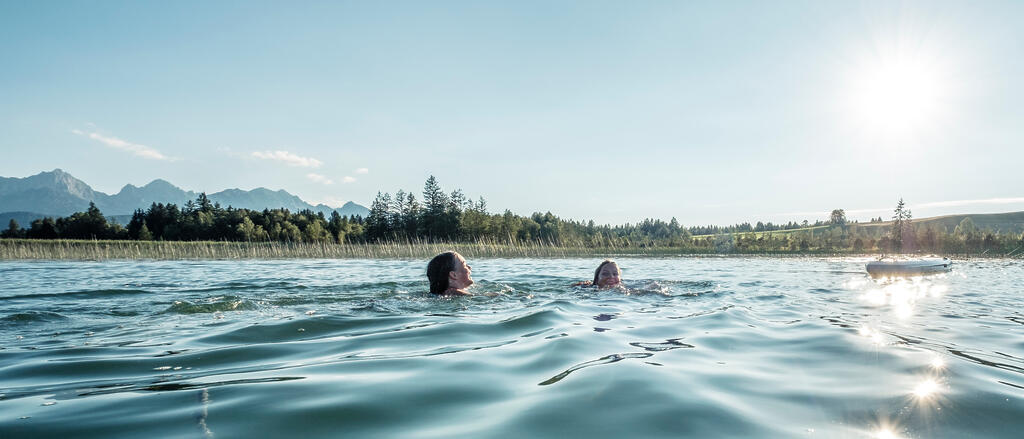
[916,197,1024,208]
[842,207,892,216]
[342,176,356,183]
[72,129,172,161]
[774,196,1024,219]
[306,173,334,185]
[772,211,839,218]
[842,198,1024,216]
[355,168,369,174]
[251,150,323,168]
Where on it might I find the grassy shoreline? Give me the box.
[0,239,1012,260]
[0,239,700,260]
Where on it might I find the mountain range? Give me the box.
[0,169,369,224]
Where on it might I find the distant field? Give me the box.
[840,211,1024,234]
[692,225,830,238]
[901,211,1024,234]
[692,211,1024,238]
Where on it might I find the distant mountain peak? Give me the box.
[22,168,97,200]
[118,183,138,191]
[1,169,369,218]
[143,179,177,189]
[39,168,72,179]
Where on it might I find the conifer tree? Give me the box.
[891,198,912,253]
[328,211,343,243]
[2,219,20,238]
[402,192,420,239]
[138,223,153,240]
[421,176,448,239]
[366,192,392,240]
[197,193,213,212]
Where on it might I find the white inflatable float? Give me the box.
[866,257,953,277]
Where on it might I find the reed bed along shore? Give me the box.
[1,239,1013,261]
[0,239,688,260]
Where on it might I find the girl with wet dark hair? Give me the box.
[427,251,473,295]
[573,259,622,288]
[593,259,621,287]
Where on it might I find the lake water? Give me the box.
[1,257,1021,438]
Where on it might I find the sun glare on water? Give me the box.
[913,378,940,398]
[876,428,903,439]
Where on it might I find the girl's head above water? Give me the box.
[593,259,621,288]
[427,251,473,295]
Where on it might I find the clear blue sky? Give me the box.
[2,1,1022,226]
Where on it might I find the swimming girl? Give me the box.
[574,259,622,288]
[427,251,474,295]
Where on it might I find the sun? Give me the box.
[840,39,956,140]
[857,60,938,125]
[846,54,946,134]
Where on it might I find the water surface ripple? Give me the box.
[1,257,1022,438]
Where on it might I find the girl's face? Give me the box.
[449,253,474,289]
[597,262,621,287]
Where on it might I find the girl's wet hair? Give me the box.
[427,251,458,294]
[593,259,619,285]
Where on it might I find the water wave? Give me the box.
[162,296,257,314]
[539,352,654,385]
[1,310,68,325]
[0,289,151,301]
[2,258,1023,438]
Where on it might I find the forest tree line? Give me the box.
[2,177,1023,255]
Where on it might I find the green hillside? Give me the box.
[857,211,1024,235]
[693,211,1024,238]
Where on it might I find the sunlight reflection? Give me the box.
[913,378,940,398]
[930,356,946,369]
[876,428,903,439]
[868,414,905,439]
[873,332,884,345]
[906,371,949,411]
[859,325,886,345]
[844,277,871,290]
[857,276,950,319]
[864,289,888,305]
